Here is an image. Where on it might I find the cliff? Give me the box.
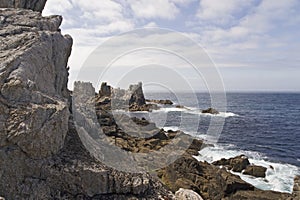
[0,0,46,12]
[0,1,299,200]
[0,2,170,200]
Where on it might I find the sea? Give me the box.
[127,92,300,194]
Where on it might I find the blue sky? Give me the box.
[43,0,300,92]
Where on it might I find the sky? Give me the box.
[43,0,300,92]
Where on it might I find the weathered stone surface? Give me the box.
[212,155,250,172]
[293,175,300,198]
[0,8,72,199]
[157,154,255,200]
[110,82,146,109]
[0,9,71,158]
[243,165,267,178]
[175,188,204,200]
[158,153,294,200]
[0,0,47,12]
[99,82,111,97]
[96,82,161,112]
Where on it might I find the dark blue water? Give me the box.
[143,92,300,168]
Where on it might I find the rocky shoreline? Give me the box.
[0,1,299,199]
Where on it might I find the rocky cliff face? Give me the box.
[0,2,299,200]
[0,5,71,198]
[0,0,46,12]
[0,3,170,200]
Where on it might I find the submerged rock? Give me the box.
[201,107,219,114]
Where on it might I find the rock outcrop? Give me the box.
[96,82,159,112]
[212,155,250,172]
[243,165,267,178]
[212,155,268,178]
[146,99,174,105]
[202,107,219,114]
[0,5,171,200]
[0,0,47,12]
[0,7,72,198]
[293,175,300,198]
[111,82,146,108]
[158,153,294,200]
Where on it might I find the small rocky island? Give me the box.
[0,1,299,199]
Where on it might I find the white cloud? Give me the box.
[75,0,124,22]
[144,22,158,28]
[42,0,300,91]
[127,0,179,20]
[43,0,73,14]
[170,0,197,6]
[196,0,257,26]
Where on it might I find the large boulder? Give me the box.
[175,188,204,200]
[0,0,47,12]
[243,165,267,178]
[212,155,250,172]
[202,107,219,114]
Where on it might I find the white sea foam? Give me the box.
[154,106,239,118]
[197,111,238,118]
[195,145,299,193]
[162,126,180,132]
[153,107,186,113]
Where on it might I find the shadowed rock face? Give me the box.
[0,0,47,12]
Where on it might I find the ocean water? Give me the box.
[129,92,300,193]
